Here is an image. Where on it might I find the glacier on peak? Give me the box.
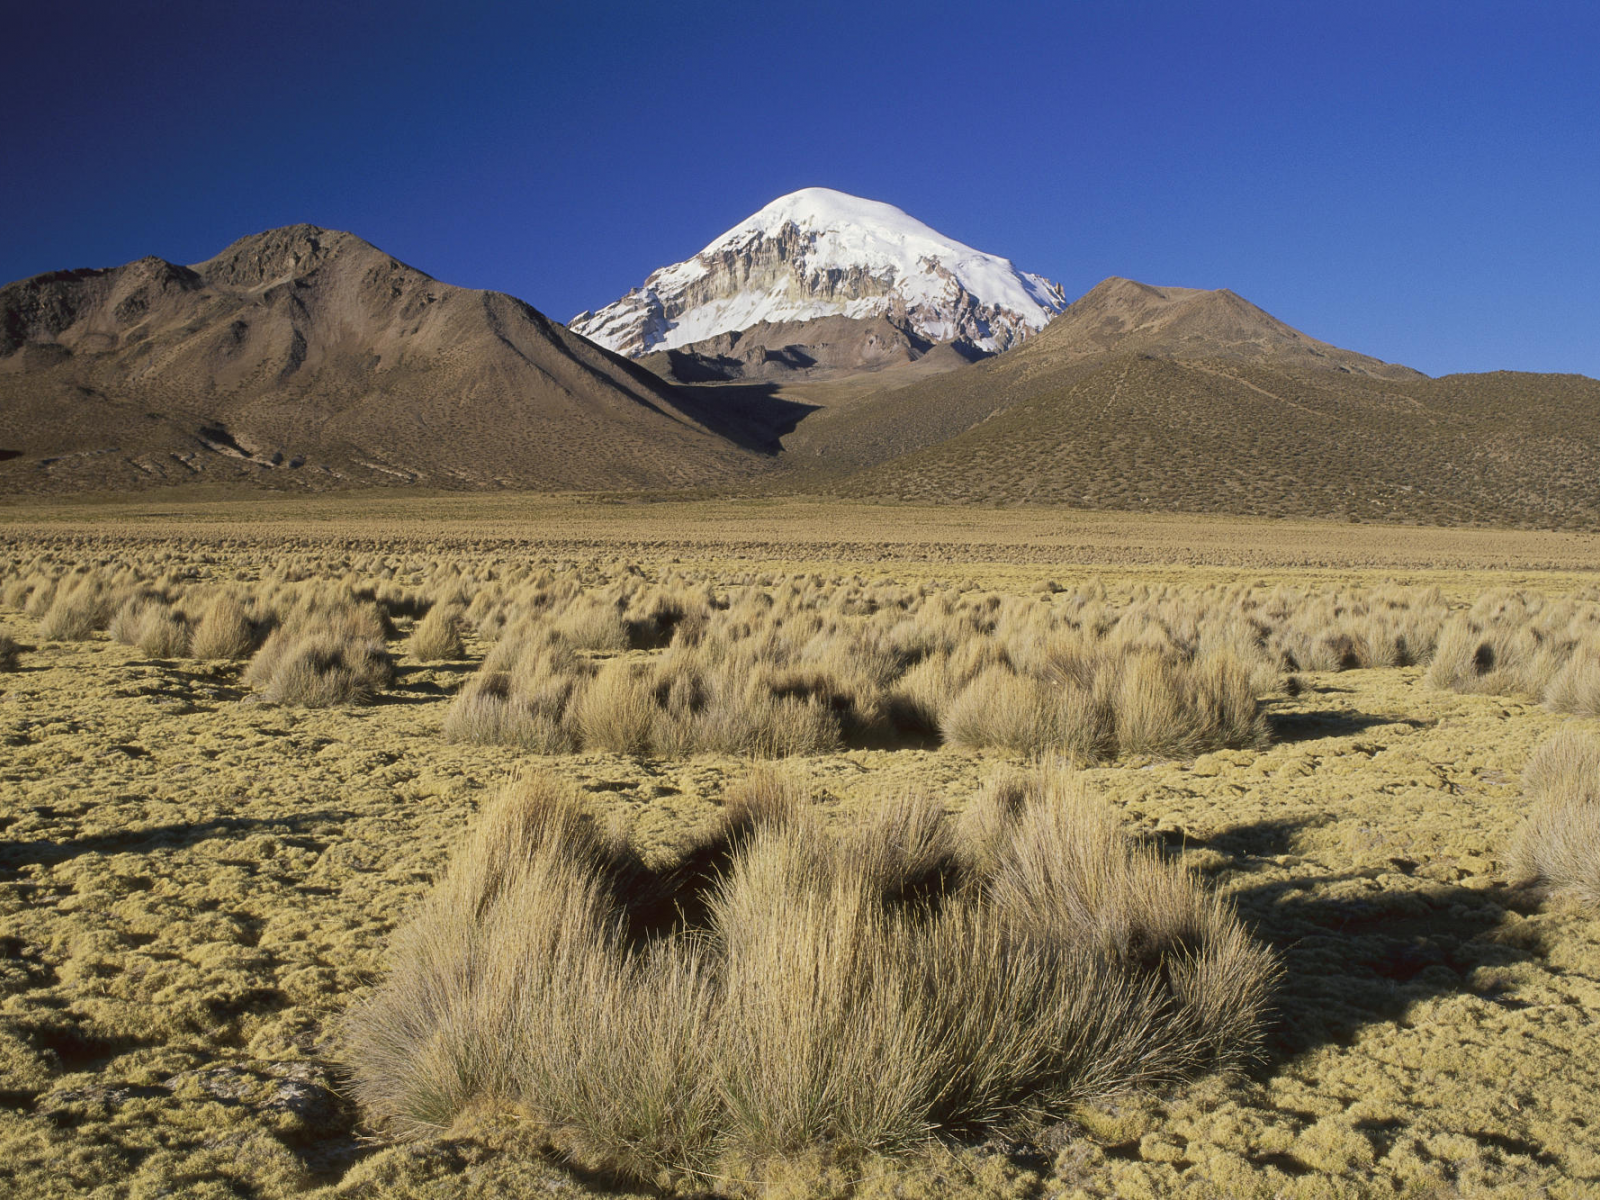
[570,188,1067,359]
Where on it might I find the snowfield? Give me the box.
[571,187,1067,355]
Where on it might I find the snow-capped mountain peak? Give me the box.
[570,188,1066,358]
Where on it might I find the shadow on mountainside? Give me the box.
[665,381,821,454]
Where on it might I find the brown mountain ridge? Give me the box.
[0,225,761,494]
[775,279,1600,528]
[4,229,1598,529]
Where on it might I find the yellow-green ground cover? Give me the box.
[0,502,1597,1197]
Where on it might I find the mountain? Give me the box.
[6,217,1596,529]
[570,188,1067,380]
[0,225,760,494]
[1027,277,1421,379]
[785,278,1600,528]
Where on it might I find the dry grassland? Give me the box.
[7,493,1600,581]
[1,499,1599,1198]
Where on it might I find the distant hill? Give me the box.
[1023,277,1420,378]
[0,225,760,494]
[792,280,1600,527]
[5,219,1597,530]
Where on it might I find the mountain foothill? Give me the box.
[2,191,1595,528]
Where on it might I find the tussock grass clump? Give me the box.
[189,592,257,660]
[1543,646,1600,716]
[441,641,590,752]
[1513,729,1600,909]
[23,578,60,620]
[1426,591,1600,708]
[108,596,159,645]
[37,587,108,641]
[1,577,38,610]
[0,631,20,671]
[342,767,1274,1184]
[942,644,1265,761]
[255,634,394,707]
[552,596,630,652]
[408,602,466,661]
[137,608,191,658]
[107,594,191,657]
[243,601,396,707]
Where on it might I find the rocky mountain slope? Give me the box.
[781,279,1600,528]
[570,188,1066,380]
[5,215,1596,529]
[1027,277,1422,378]
[0,226,760,494]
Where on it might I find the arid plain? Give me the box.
[2,495,1599,1199]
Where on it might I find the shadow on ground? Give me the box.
[0,811,345,869]
[1267,709,1434,743]
[1197,816,1539,1063]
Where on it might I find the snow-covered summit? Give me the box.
[570,188,1067,358]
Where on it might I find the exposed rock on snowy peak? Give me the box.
[569,188,1068,362]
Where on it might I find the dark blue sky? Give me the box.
[3,1,1595,378]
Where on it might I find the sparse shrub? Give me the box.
[243,602,396,706]
[408,602,466,661]
[38,590,105,641]
[1513,729,1600,909]
[259,634,395,706]
[137,609,191,658]
[553,598,629,652]
[190,593,257,660]
[0,632,20,671]
[1543,645,1600,716]
[342,766,1274,1184]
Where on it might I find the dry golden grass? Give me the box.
[406,602,465,662]
[1,513,1599,1198]
[341,767,1272,1186]
[1543,645,1600,717]
[36,580,108,641]
[9,492,1600,581]
[1425,589,1600,719]
[189,592,258,661]
[136,606,191,658]
[435,573,1430,763]
[242,603,396,707]
[1512,729,1600,909]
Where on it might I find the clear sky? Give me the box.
[3,0,1595,378]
